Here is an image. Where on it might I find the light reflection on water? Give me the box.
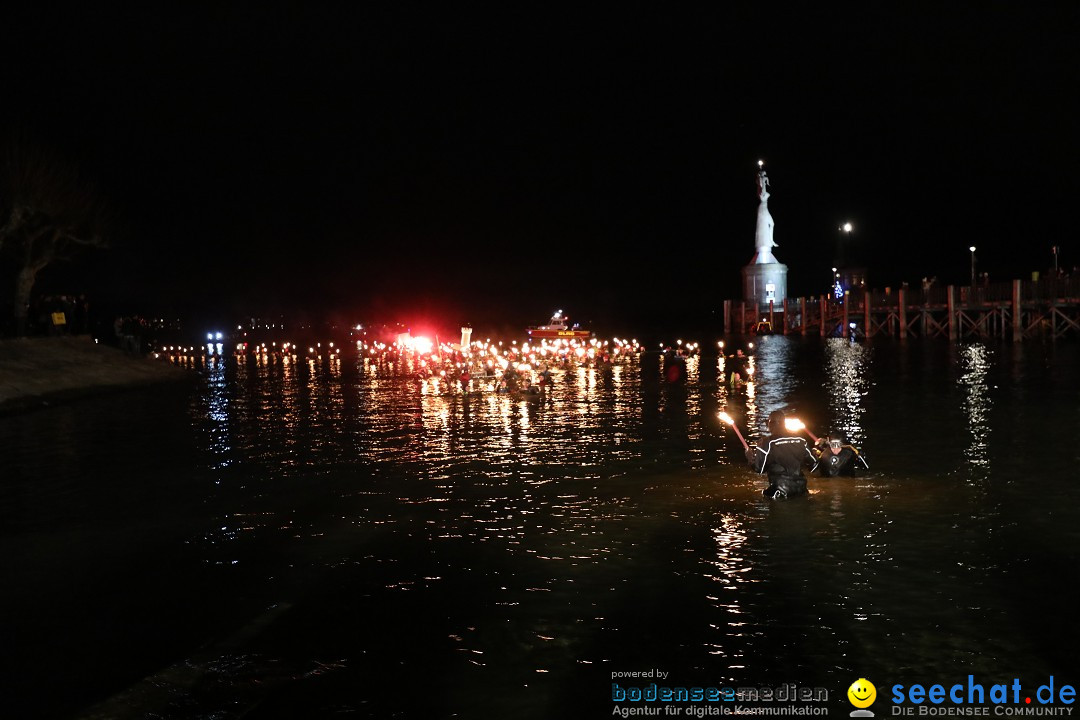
[744,337,797,438]
[959,342,992,477]
[823,338,870,447]
[4,341,1080,718]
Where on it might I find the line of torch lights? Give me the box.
[154,334,648,383]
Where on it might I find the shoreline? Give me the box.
[0,336,190,415]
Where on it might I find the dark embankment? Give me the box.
[0,336,189,414]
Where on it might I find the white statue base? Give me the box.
[742,262,788,310]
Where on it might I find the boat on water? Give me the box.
[526,310,592,340]
[750,319,774,335]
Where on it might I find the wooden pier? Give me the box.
[723,277,1080,341]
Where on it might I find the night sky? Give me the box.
[3,4,1077,336]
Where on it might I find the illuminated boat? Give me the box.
[526,310,592,340]
[750,319,774,335]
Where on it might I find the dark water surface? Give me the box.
[3,337,1079,718]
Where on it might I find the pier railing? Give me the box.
[723,277,1080,341]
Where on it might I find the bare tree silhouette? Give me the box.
[1,131,110,334]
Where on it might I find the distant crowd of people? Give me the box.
[112,315,150,355]
[13,292,153,357]
[410,346,628,396]
[26,294,91,336]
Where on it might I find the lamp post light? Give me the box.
[969,246,976,287]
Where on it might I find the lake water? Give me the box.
[3,336,1079,719]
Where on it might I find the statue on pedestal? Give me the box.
[754,166,777,262]
[742,161,788,309]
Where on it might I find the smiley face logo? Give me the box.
[847,678,876,708]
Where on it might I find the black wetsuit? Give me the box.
[817,447,855,477]
[813,444,868,477]
[746,435,817,498]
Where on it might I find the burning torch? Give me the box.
[718,411,750,452]
[783,416,819,444]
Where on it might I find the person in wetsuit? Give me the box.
[727,349,749,388]
[746,410,818,499]
[812,432,868,477]
[663,347,686,383]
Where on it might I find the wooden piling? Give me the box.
[820,295,827,337]
[842,292,850,338]
[800,297,807,336]
[947,285,956,339]
[1012,279,1021,342]
[898,288,907,339]
[863,294,871,338]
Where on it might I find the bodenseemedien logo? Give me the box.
[848,678,877,717]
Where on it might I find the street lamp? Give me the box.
[969,246,976,287]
